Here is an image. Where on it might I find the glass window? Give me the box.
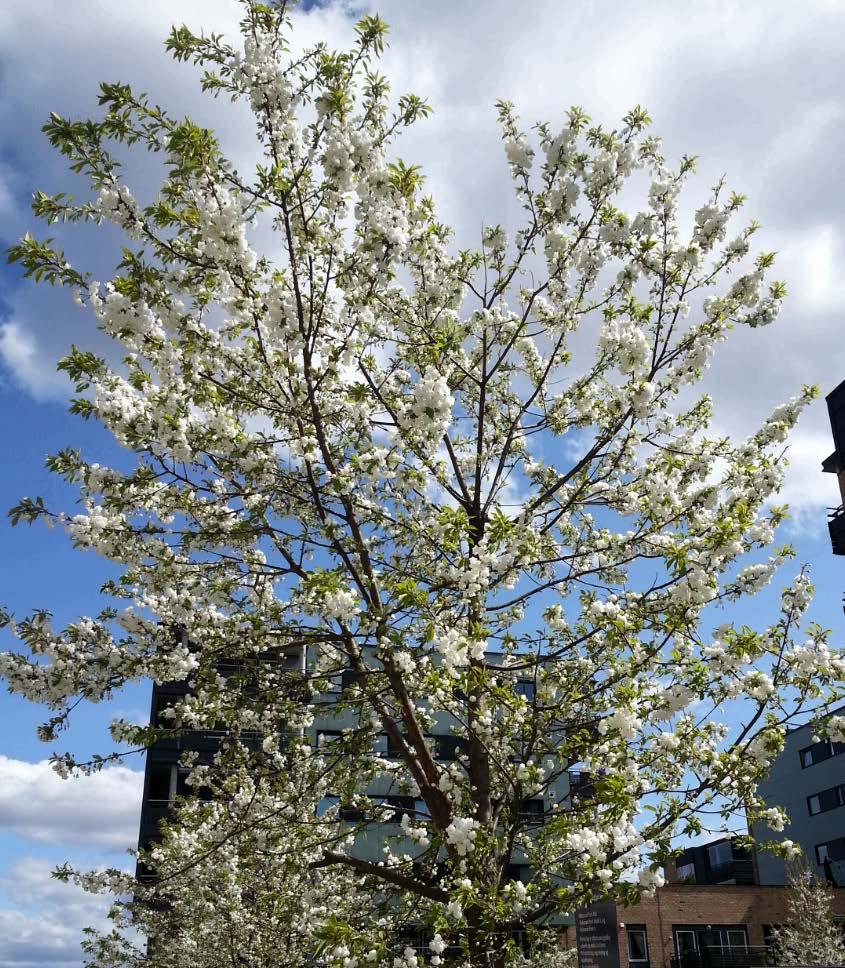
[152,694,176,726]
[341,668,361,691]
[809,794,821,815]
[383,796,413,823]
[515,680,536,700]
[801,740,833,768]
[726,930,747,950]
[519,799,545,825]
[147,764,172,801]
[316,796,339,817]
[675,930,698,957]
[372,733,388,754]
[817,843,830,863]
[434,735,467,760]
[627,926,649,965]
[317,729,344,746]
[339,803,366,822]
[676,863,695,882]
[707,840,733,867]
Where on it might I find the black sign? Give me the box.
[575,901,620,968]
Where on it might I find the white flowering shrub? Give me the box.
[2,2,844,966]
[771,861,845,966]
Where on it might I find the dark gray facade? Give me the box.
[137,644,574,884]
[752,718,845,886]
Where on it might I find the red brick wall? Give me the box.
[603,885,845,968]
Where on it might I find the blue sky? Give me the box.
[0,0,844,963]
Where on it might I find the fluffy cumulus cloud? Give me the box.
[0,755,142,848]
[0,758,140,965]
[1,0,843,523]
[0,857,122,967]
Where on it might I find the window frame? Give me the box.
[807,784,844,816]
[626,924,649,966]
[514,679,536,701]
[800,738,840,768]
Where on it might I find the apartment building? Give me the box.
[137,641,574,880]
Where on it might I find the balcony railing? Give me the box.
[828,505,845,555]
[670,946,775,968]
[567,770,596,805]
[707,857,756,885]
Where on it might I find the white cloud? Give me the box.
[0,857,122,967]
[776,223,844,314]
[0,322,69,402]
[0,756,142,849]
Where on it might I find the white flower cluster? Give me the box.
[232,26,294,115]
[400,811,430,849]
[445,816,480,857]
[429,934,448,967]
[321,587,360,623]
[90,286,163,343]
[392,948,420,968]
[400,368,453,445]
[94,184,143,238]
[692,202,729,251]
[598,706,642,740]
[191,183,256,270]
[504,135,533,169]
[433,627,484,674]
[827,716,845,743]
[599,318,651,376]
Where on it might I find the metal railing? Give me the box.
[670,946,775,968]
[828,505,845,555]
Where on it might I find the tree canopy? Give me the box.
[3,2,844,965]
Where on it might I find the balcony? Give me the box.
[828,505,845,555]
[567,770,596,806]
[670,946,775,968]
[707,857,756,885]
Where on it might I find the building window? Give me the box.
[674,929,698,960]
[317,729,344,747]
[147,764,173,802]
[676,862,695,882]
[800,738,845,768]
[382,796,414,823]
[815,837,845,865]
[626,925,649,967]
[807,784,844,816]
[317,796,339,817]
[434,734,468,761]
[673,926,747,960]
[372,733,389,754]
[515,680,536,701]
[519,799,545,826]
[341,667,362,691]
[707,841,732,866]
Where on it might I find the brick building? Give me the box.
[562,884,845,968]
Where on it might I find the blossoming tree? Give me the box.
[3,2,844,965]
